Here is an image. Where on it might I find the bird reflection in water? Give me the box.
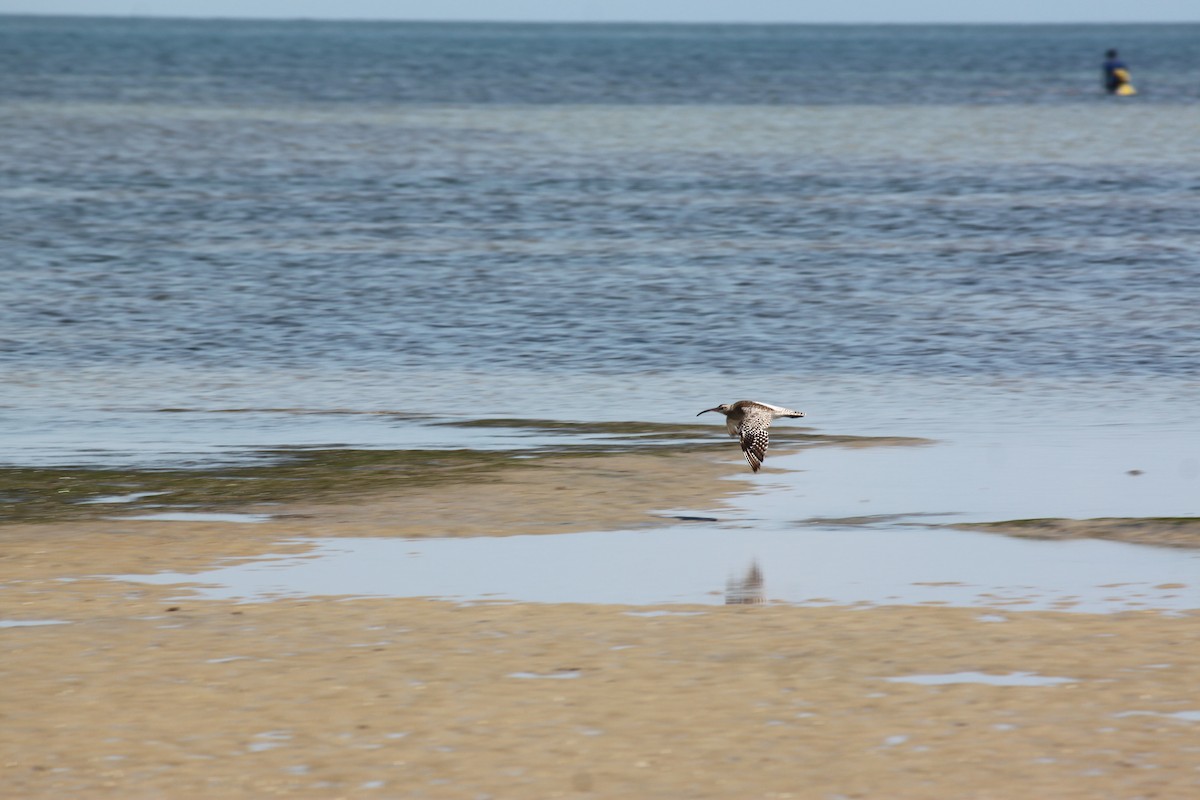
[725,560,765,605]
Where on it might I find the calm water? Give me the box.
[122,527,1200,612]
[2,16,1198,467]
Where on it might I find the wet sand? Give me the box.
[3,450,1199,798]
[955,516,1200,549]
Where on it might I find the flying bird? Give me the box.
[697,400,806,473]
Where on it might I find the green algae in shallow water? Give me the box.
[0,427,931,525]
[0,449,529,525]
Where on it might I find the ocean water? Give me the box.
[2,17,1198,475]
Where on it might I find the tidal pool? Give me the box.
[884,672,1079,687]
[117,523,1199,613]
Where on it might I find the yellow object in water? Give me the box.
[1114,68,1137,95]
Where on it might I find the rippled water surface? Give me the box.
[2,17,1198,467]
[6,19,1200,106]
[6,102,1200,382]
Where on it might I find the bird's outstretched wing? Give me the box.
[738,405,773,472]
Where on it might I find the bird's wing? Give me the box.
[755,400,804,418]
[738,406,774,473]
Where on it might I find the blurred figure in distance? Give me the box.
[1103,49,1136,96]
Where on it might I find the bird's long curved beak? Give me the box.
[696,408,718,416]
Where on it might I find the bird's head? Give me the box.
[697,403,732,417]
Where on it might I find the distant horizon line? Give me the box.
[4,11,1197,26]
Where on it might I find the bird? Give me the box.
[696,400,806,473]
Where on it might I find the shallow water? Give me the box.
[113,413,1199,612]
[119,525,1200,613]
[758,424,1200,524]
[4,20,1199,609]
[884,672,1079,686]
[116,512,275,523]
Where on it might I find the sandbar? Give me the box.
[2,449,1198,799]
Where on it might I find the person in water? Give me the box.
[1102,49,1135,95]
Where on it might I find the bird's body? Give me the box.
[697,400,806,472]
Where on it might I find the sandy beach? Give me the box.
[3,448,1198,799]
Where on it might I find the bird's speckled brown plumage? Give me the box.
[696,400,806,472]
